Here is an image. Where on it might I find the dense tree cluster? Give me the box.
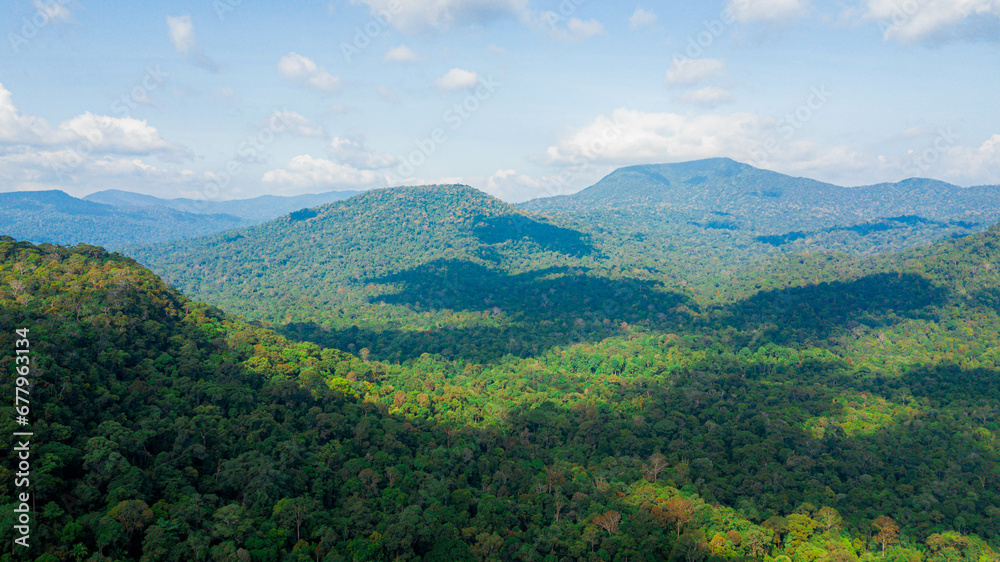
[3,173,1000,560]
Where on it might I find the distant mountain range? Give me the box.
[0,188,358,249]
[4,158,998,253]
[84,188,358,223]
[520,158,998,233]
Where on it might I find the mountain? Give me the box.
[521,158,999,233]
[84,188,359,223]
[12,221,1000,559]
[0,190,244,249]
[131,184,622,363]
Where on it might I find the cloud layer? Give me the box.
[278,53,342,93]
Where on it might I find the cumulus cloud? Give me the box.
[0,84,54,144]
[0,148,199,195]
[728,0,809,22]
[383,45,424,62]
[350,0,530,33]
[677,86,735,107]
[166,15,219,72]
[436,68,479,90]
[265,111,325,137]
[629,7,657,29]
[33,0,73,24]
[0,83,188,159]
[278,53,342,93]
[56,113,191,159]
[864,0,1000,43]
[326,135,398,169]
[541,14,607,39]
[261,155,392,190]
[664,58,726,86]
[566,17,606,38]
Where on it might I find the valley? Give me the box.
[2,160,999,560]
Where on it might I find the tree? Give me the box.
[664,497,694,537]
[646,453,669,482]
[273,497,318,542]
[872,516,899,557]
[593,510,622,535]
[816,507,843,532]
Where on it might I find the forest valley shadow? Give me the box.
[277,261,949,364]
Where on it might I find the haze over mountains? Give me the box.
[84,188,359,223]
[3,158,997,253]
[0,188,358,249]
[3,157,1000,560]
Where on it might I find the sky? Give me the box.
[0,0,998,203]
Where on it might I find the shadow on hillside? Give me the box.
[277,268,950,363]
[277,260,694,363]
[719,272,948,348]
[471,215,594,257]
[488,358,999,539]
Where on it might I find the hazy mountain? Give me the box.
[0,190,244,249]
[521,158,998,233]
[84,188,360,223]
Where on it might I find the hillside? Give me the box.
[0,190,245,249]
[521,158,998,233]
[131,184,630,362]
[6,224,1000,559]
[84,188,359,223]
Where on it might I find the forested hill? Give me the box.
[4,232,1000,560]
[0,190,245,250]
[520,158,999,233]
[130,184,610,362]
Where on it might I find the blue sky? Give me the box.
[1,0,998,202]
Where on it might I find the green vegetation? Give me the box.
[0,191,244,250]
[3,163,1000,560]
[4,234,1000,561]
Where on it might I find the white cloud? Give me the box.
[567,17,606,38]
[629,7,657,29]
[166,15,197,53]
[541,13,607,40]
[166,15,219,71]
[0,148,199,195]
[261,155,392,190]
[677,86,735,107]
[0,83,54,144]
[33,0,73,24]
[383,45,424,62]
[0,83,188,159]
[278,53,342,93]
[56,113,191,159]
[543,108,770,167]
[921,133,1000,184]
[864,0,1000,43]
[266,111,325,137]
[664,58,726,86]
[483,169,568,202]
[728,0,809,22]
[436,68,479,90]
[350,0,530,33]
[326,136,398,169]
